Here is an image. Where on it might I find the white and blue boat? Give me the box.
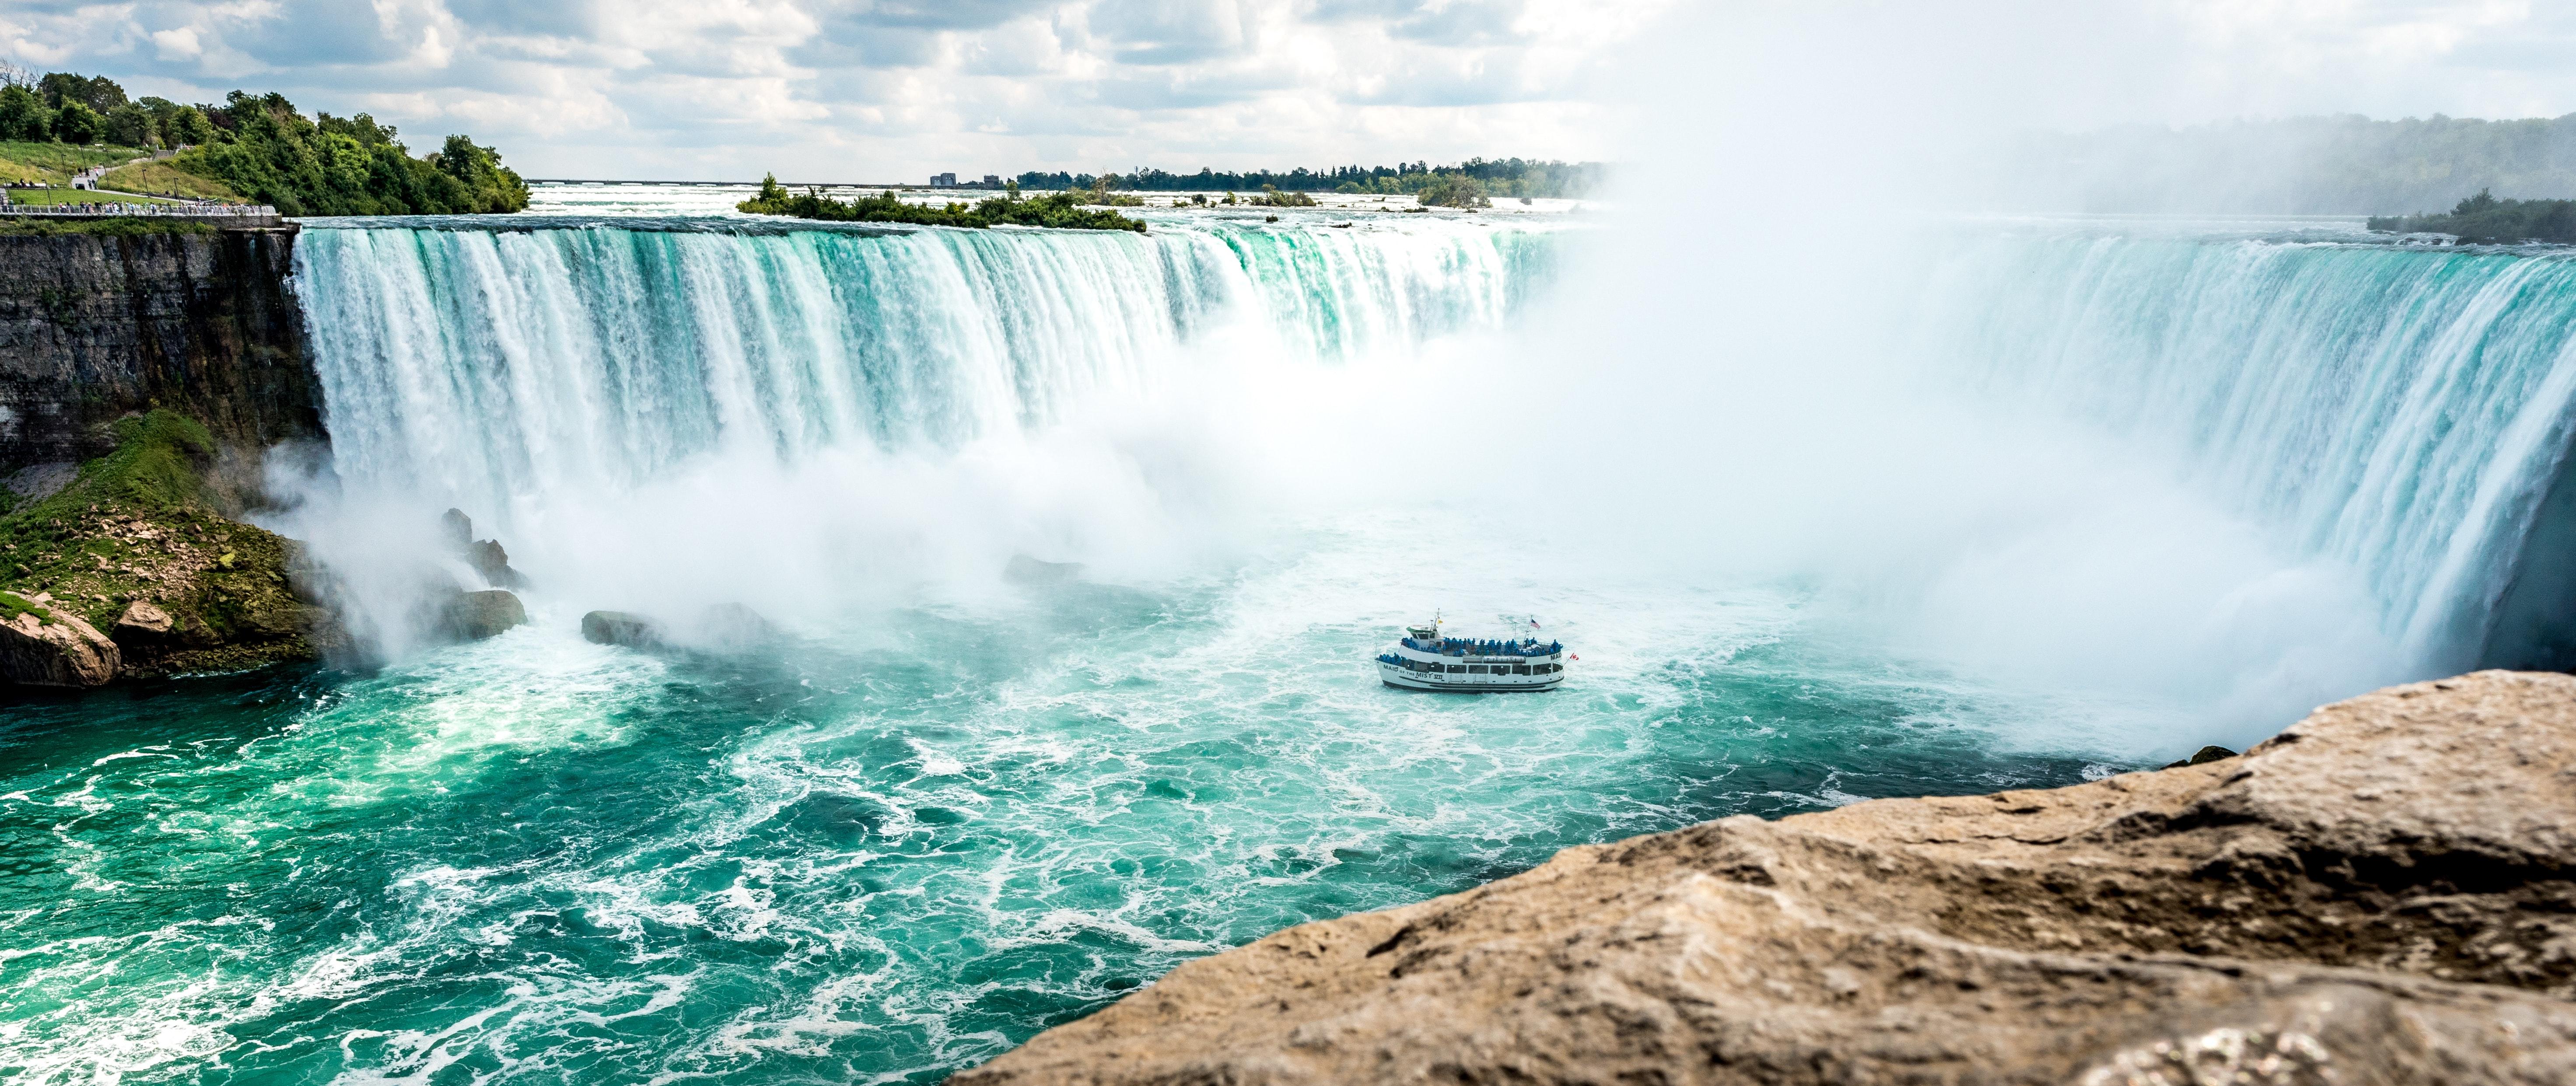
[1377,621,1567,692]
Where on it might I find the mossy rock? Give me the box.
[0,409,326,679]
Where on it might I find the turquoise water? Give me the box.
[0,533,2109,1084]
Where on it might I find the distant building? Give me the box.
[931,172,957,187]
[983,175,1002,188]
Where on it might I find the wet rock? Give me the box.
[0,591,122,687]
[1004,554,1085,585]
[957,670,2576,1086]
[2,461,76,504]
[440,508,473,551]
[2163,744,2240,769]
[582,610,662,649]
[438,589,526,641]
[465,538,528,590]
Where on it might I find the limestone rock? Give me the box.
[111,600,174,644]
[465,538,528,589]
[438,590,526,641]
[0,593,122,687]
[440,508,473,551]
[957,670,2576,1086]
[0,229,315,468]
[581,610,662,649]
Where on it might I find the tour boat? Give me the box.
[1377,622,1567,692]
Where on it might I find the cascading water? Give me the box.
[1917,228,2576,674]
[291,216,1552,514]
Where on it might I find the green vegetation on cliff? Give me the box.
[0,217,214,237]
[738,175,1147,233]
[0,409,318,669]
[2368,189,2576,244]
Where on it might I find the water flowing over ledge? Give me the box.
[1922,233,2576,674]
[291,217,1559,511]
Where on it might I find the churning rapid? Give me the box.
[9,202,2576,1085]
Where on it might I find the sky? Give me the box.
[6,0,2576,182]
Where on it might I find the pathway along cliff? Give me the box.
[961,669,2576,1085]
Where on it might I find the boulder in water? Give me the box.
[2162,744,2238,770]
[0,592,122,687]
[466,538,529,590]
[1004,554,1085,585]
[582,610,662,649]
[440,508,473,551]
[438,590,527,641]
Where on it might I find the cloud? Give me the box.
[11,0,2576,183]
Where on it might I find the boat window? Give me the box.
[1513,665,1530,676]
[1468,665,1488,674]
[1446,664,1466,674]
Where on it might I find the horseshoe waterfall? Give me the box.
[8,207,2576,1086]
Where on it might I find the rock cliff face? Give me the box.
[960,670,2576,1085]
[0,227,317,468]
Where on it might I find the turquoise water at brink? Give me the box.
[10,199,2576,1083]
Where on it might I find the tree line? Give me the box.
[0,64,527,216]
[2368,189,2576,244]
[739,175,1145,232]
[1012,157,1603,198]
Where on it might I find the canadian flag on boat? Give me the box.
[1570,654,1579,661]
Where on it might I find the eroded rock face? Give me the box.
[958,670,2576,1086]
[0,229,315,467]
[0,592,121,686]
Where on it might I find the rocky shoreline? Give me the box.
[959,670,2576,1085]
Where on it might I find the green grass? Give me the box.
[0,157,56,185]
[98,159,242,202]
[0,217,214,237]
[0,141,145,175]
[0,589,38,624]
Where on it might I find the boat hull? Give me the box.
[1378,661,1562,693]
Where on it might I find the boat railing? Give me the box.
[1399,636,1562,657]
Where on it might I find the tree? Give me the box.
[168,106,214,147]
[104,103,156,148]
[52,100,101,145]
[38,72,124,114]
[1415,175,1491,208]
[0,84,49,141]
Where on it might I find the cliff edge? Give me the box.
[960,670,2576,1085]
[0,224,316,468]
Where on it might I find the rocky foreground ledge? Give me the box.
[960,671,2576,1085]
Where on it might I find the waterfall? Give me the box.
[1919,232,2576,672]
[291,217,1558,513]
